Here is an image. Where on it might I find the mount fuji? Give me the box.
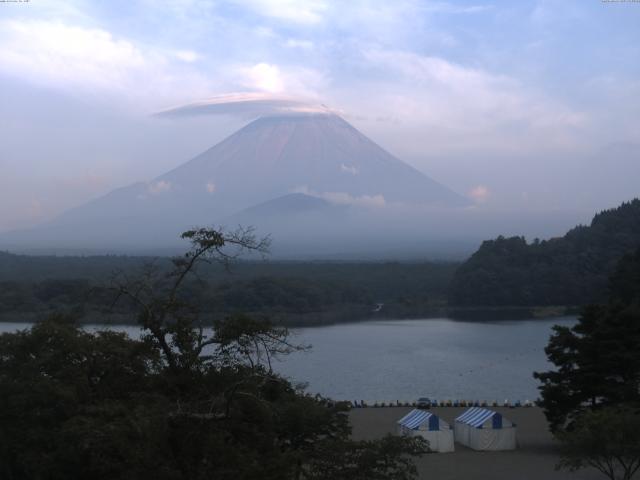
[3,112,470,254]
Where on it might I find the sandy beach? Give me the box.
[349,406,604,480]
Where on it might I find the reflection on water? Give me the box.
[0,316,575,402]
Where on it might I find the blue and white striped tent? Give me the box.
[456,407,506,429]
[398,409,441,430]
[454,407,516,451]
[397,410,454,453]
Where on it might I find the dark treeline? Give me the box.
[449,199,640,307]
[0,254,457,325]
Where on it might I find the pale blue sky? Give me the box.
[1,0,639,231]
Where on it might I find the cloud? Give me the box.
[355,48,588,153]
[242,63,285,93]
[283,38,314,49]
[362,49,518,114]
[236,62,327,97]
[323,191,385,208]
[530,0,586,27]
[340,164,359,175]
[293,186,385,208]
[231,0,327,24]
[468,185,490,203]
[156,92,332,118]
[423,2,494,15]
[580,74,640,140]
[173,50,201,62]
[0,20,325,110]
[0,20,145,88]
[147,180,172,194]
[0,20,211,106]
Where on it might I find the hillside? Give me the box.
[449,199,640,306]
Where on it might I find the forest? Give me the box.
[449,199,640,307]
[0,252,456,326]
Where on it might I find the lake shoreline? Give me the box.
[0,305,581,328]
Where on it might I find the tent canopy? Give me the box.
[455,407,511,429]
[397,409,455,453]
[454,407,516,451]
[397,409,445,431]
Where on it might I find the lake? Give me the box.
[0,316,574,403]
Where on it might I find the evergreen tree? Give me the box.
[534,247,640,431]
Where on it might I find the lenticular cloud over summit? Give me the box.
[156,93,334,119]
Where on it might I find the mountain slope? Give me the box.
[160,113,469,212]
[2,112,468,252]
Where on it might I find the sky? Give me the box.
[1,0,639,232]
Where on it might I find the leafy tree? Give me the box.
[556,406,640,480]
[0,314,162,480]
[0,227,427,480]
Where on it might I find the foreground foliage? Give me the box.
[0,228,427,479]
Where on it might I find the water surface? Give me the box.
[275,317,574,402]
[0,317,574,403]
